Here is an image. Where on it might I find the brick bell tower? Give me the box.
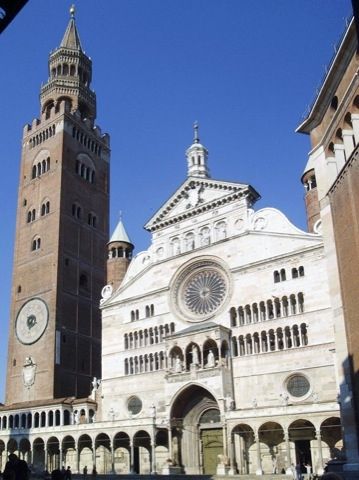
[5,6,110,404]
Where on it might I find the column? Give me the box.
[167,426,173,460]
[228,431,236,475]
[284,430,291,471]
[333,143,346,170]
[76,447,80,474]
[110,442,115,473]
[254,432,263,475]
[342,129,355,159]
[316,430,324,475]
[59,448,63,469]
[351,113,359,144]
[130,442,135,473]
[92,448,96,472]
[151,441,156,474]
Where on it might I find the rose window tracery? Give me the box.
[184,270,226,315]
[171,259,230,322]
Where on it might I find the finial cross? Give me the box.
[193,121,199,143]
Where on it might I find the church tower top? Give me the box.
[40,6,97,122]
[186,122,210,178]
[60,5,83,51]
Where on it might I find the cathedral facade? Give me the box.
[0,7,350,479]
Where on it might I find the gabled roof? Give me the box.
[60,15,83,51]
[144,176,260,232]
[109,220,132,244]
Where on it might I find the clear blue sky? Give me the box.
[0,0,350,402]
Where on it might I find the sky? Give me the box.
[0,0,351,402]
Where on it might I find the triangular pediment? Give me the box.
[145,176,260,231]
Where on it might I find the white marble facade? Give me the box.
[98,137,341,475]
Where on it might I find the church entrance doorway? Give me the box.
[170,384,223,474]
[201,428,223,474]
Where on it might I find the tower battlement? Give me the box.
[23,102,110,152]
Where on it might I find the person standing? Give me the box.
[65,466,72,480]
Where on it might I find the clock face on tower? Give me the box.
[15,298,49,345]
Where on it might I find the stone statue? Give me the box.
[174,355,182,373]
[225,395,234,411]
[149,404,156,418]
[191,345,199,366]
[73,410,80,424]
[206,349,215,367]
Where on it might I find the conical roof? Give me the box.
[109,220,132,244]
[60,8,82,50]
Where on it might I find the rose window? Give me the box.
[172,259,230,322]
[184,270,226,315]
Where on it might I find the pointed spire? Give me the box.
[109,220,132,244]
[60,5,82,51]
[186,122,210,179]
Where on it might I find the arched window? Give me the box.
[292,268,298,279]
[274,298,281,317]
[46,157,50,171]
[229,307,237,327]
[32,165,36,179]
[259,301,266,321]
[290,294,297,315]
[299,266,304,277]
[231,337,238,357]
[32,237,41,251]
[261,331,268,352]
[298,292,304,313]
[273,270,280,283]
[131,311,135,322]
[280,268,286,281]
[42,160,46,174]
[27,211,32,223]
[282,296,289,316]
[150,304,154,316]
[245,305,252,324]
[300,323,308,345]
[145,305,150,318]
[252,303,259,322]
[238,307,245,326]
[267,299,274,319]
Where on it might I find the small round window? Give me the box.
[287,374,310,398]
[128,396,142,415]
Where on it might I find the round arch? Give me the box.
[231,423,255,474]
[78,434,93,474]
[32,437,45,471]
[113,432,130,474]
[133,430,151,474]
[94,433,111,474]
[170,384,221,475]
[257,422,285,474]
[62,436,76,471]
[47,436,60,471]
[320,417,343,461]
